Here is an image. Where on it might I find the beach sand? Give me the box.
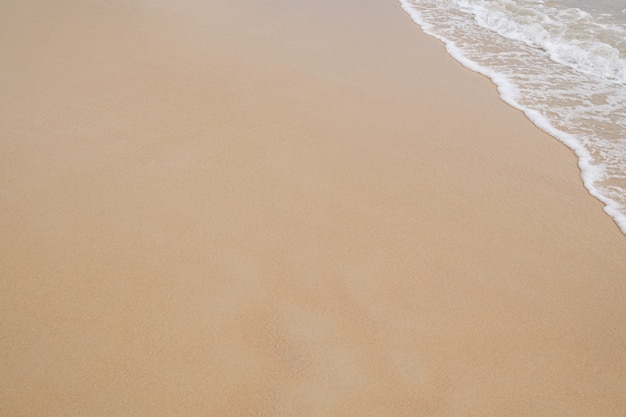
[1,0,625,415]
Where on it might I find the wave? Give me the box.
[399,0,626,234]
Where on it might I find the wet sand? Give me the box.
[1,0,625,415]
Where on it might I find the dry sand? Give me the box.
[1,0,626,415]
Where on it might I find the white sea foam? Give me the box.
[456,0,626,83]
[399,0,626,234]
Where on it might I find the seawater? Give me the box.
[399,0,626,234]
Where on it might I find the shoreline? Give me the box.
[2,0,626,416]
[399,0,626,236]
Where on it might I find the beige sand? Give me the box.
[1,0,625,415]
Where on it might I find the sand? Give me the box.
[1,0,625,415]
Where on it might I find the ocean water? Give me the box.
[398,0,626,234]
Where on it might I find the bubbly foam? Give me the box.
[399,0,626,234]
[457,0,626,83]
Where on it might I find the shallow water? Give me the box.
[399,0,626,234]
[557,0,626,24]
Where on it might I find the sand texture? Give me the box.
[1,0,626,416]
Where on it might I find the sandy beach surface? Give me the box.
[2,0,626,415]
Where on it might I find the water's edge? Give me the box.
[398,0,626,235]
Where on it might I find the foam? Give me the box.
[399,0,626,234]
[457,0,626,83]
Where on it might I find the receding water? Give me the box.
[399,0,626,234]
